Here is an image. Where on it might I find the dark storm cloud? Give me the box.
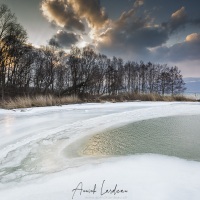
[151,33,200,62]
[97,5,168,58]
[97,2,200,63]
[162,6,200,33]
[40,0,200,67]
[41,0,85,31]
[99,26,168,51]
[167,7,187,33]
[49,30,80,47]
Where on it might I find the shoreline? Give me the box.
[0,93,196,110]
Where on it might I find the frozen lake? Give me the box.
[1,102,200,200]
[67,115,200,161]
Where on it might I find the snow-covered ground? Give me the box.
[0,102,200,200]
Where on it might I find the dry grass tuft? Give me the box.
[0,95,81,109]
[96,93,195,102]
[0,93,195,109]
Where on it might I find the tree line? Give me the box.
[0,4,185,100]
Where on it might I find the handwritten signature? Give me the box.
[72,180,128,199]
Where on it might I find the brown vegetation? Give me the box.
[90,93,195,103]
[0,95,80,109]
[0,93,194,109]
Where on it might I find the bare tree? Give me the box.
[0,4,27,99]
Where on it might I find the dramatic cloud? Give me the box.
[41,0,200,74]
[169,33,200,61]
[41,0,85,31]
[41,0,108,31]
[151,33,200,62]
[171,7,187,21]
[41,0,108,47]
[168,7,187,33]
[49,30,80,47]
[162,7,200,34]
[98,27,168,53]
[96,3,200,62]
[185,33,200,42]
[68,0,108,29]
[97,6,168,59]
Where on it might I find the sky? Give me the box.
[0,0,200,78]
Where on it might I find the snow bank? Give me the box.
[1,155,200,200]
[0,102,200,200]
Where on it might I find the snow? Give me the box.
[0,101,200,200]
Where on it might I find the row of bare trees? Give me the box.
[63,47,185,96]
[0,4,185,100]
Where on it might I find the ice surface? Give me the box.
[0,102,200,199]
[1,155,200,200]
